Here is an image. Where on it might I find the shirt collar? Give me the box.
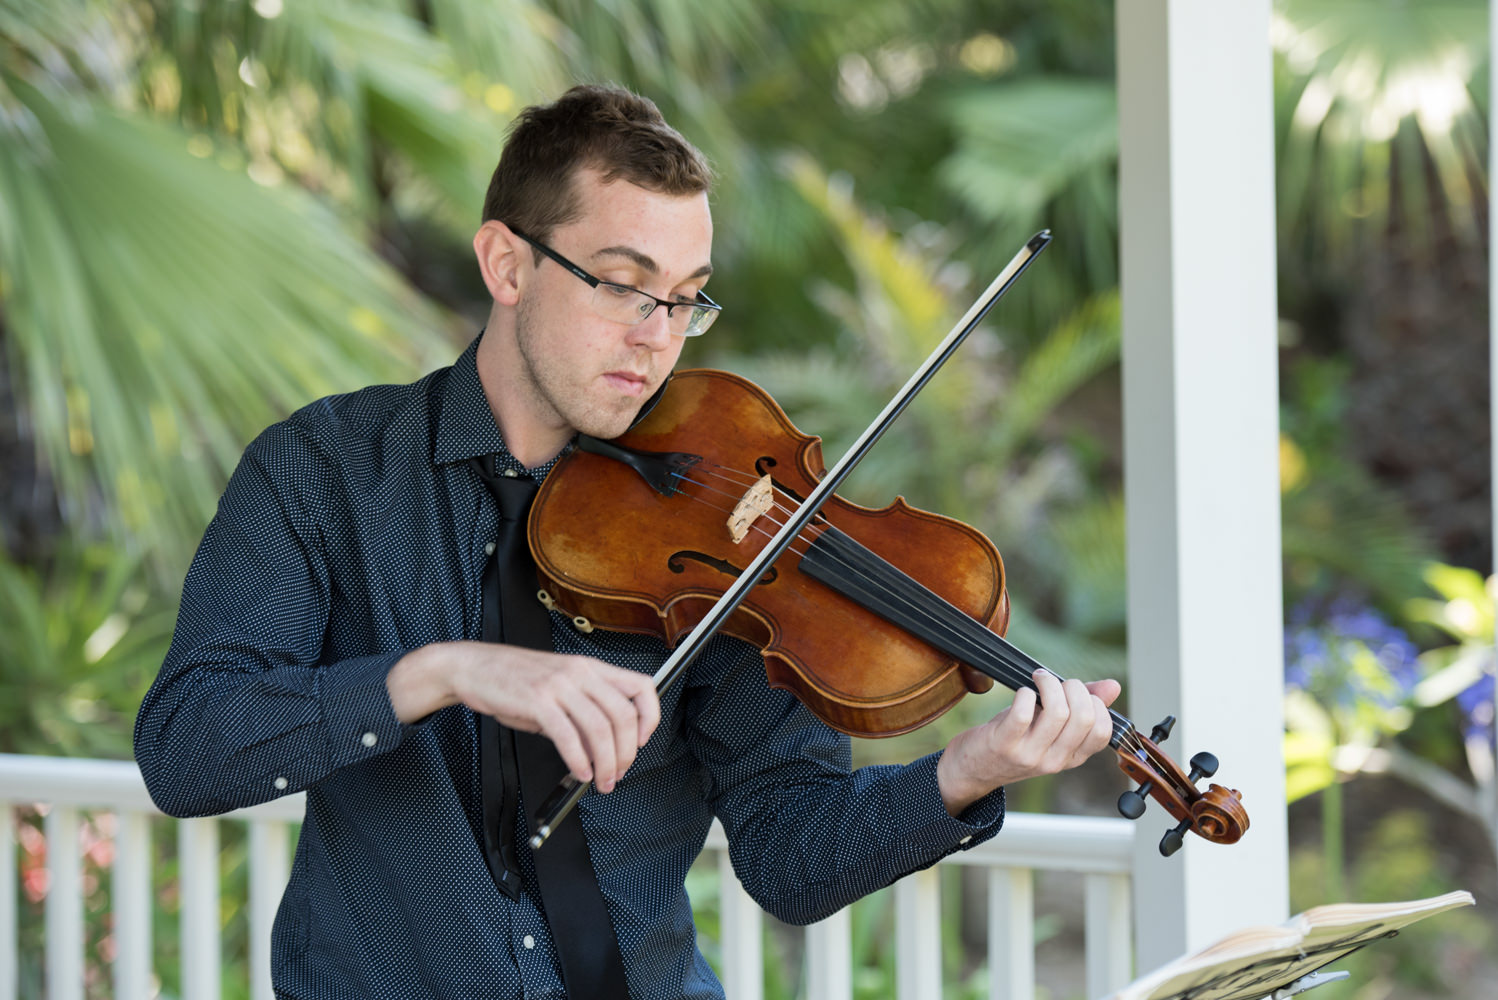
[433,333,567,479]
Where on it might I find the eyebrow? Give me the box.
[592,245,713,281]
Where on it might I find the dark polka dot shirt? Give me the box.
[134,336,1005,1000]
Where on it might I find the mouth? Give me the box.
[602,370,650,396]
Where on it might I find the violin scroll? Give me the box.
[1113,715,1249,856]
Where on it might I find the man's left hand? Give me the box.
[936,670,1122,817]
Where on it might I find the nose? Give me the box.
[626,302,677,352]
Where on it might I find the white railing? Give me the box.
[0,753,1136,1000]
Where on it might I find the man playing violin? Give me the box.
[135,84,1120,1000]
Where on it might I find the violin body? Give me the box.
[529,368,1247,853]
[530,369,1003,737]
[522,233,1248,856]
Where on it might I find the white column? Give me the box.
[1487,0,1498,865]
[180,817,221,1000]
[986,867,1033,1000]
[894,868,941,1000]
[1116,0,1290,971]
[1084,872,1132,998]
[716,859,762,1000]
[113,812,153,1000]
[249,820,290,1000]
[803,908,851,1000]
[0,805,15,1000]
[43,807,82,1000]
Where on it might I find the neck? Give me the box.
[475,321,571,469]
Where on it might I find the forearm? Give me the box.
[134,647,407,817]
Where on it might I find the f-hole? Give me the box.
[668,550,779,585]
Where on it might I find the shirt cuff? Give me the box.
[889,751,1006,856]
[321,651,411,769]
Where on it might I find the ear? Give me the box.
[473,220,524,307]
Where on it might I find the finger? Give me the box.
[1003,684,1038,732]
[635,687,661,748]
[1047,678,1096,763]
[606,669,662,747]
[586,681,643,789]
[533,702,592,783]
[1086,678,1122,707]
[1028,670,1069,742]
[563,695,619,790]
[1086,694,1114,755]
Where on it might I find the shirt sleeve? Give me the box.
[133,421,410,818]
[684,639,1005,926]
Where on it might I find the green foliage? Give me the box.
[1274,0,1489,255]
[0,75,452,577]
[1287,810,1492,999]
[0,546,172,757]
[1280,357,1433,613]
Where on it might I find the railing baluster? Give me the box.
[988,866,1034,1000]
[804,906,852,1000]
[180,817,221,1000]
[249,820,290,1000]
[896,867,942,1000]
[0,804,15,1000]
[0,755,1139,1000]
[113,811,153,1000]
[1085,872,1132,999]
[717,853,761,1000]
[43,806,83,1000]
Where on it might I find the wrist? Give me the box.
[936,743,995,818]
[387,642,464,723]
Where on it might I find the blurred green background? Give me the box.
[2,0,1496,997]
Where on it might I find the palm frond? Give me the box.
[939,77,1118,225]
[979,291,1119,473]
[0,81,452,575]
[1274,0,1488,249]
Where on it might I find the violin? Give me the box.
[528,368,1248,858]
[525,232,1247,857]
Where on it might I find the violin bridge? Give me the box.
[727,474,775,544]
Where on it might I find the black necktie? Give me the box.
[470,455,630,998]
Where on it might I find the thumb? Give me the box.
[1085,679,1122,707]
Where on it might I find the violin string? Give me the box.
[682,465,1078,705]
[685,464,1149,755]
[668,474,824,559]
[669,464,1149,757]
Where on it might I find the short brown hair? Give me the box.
[481,85,713,244]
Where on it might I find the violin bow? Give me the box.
[530,232,1053,848]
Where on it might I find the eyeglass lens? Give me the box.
[591,283,717,336]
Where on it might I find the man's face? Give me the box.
[512,168,713,441]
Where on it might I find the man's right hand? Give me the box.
[387,641,660,793]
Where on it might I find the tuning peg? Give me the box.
[1159,816,1192,857]
[1150,715,1176,744]
[1117,779,1153,820]
[1188,751,1219,783]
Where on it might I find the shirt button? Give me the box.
[484,541,496,556]
[273,777,289,790]
[502,468,518,478]
[361,731,378,748]
[523,934,536,950]
[959,835,973,845]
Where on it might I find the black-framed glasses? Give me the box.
[512,228,722,337]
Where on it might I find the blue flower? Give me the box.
[1282,600,1420,710]
[1455,669,1496,748]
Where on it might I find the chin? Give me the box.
[571,408,637,442]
